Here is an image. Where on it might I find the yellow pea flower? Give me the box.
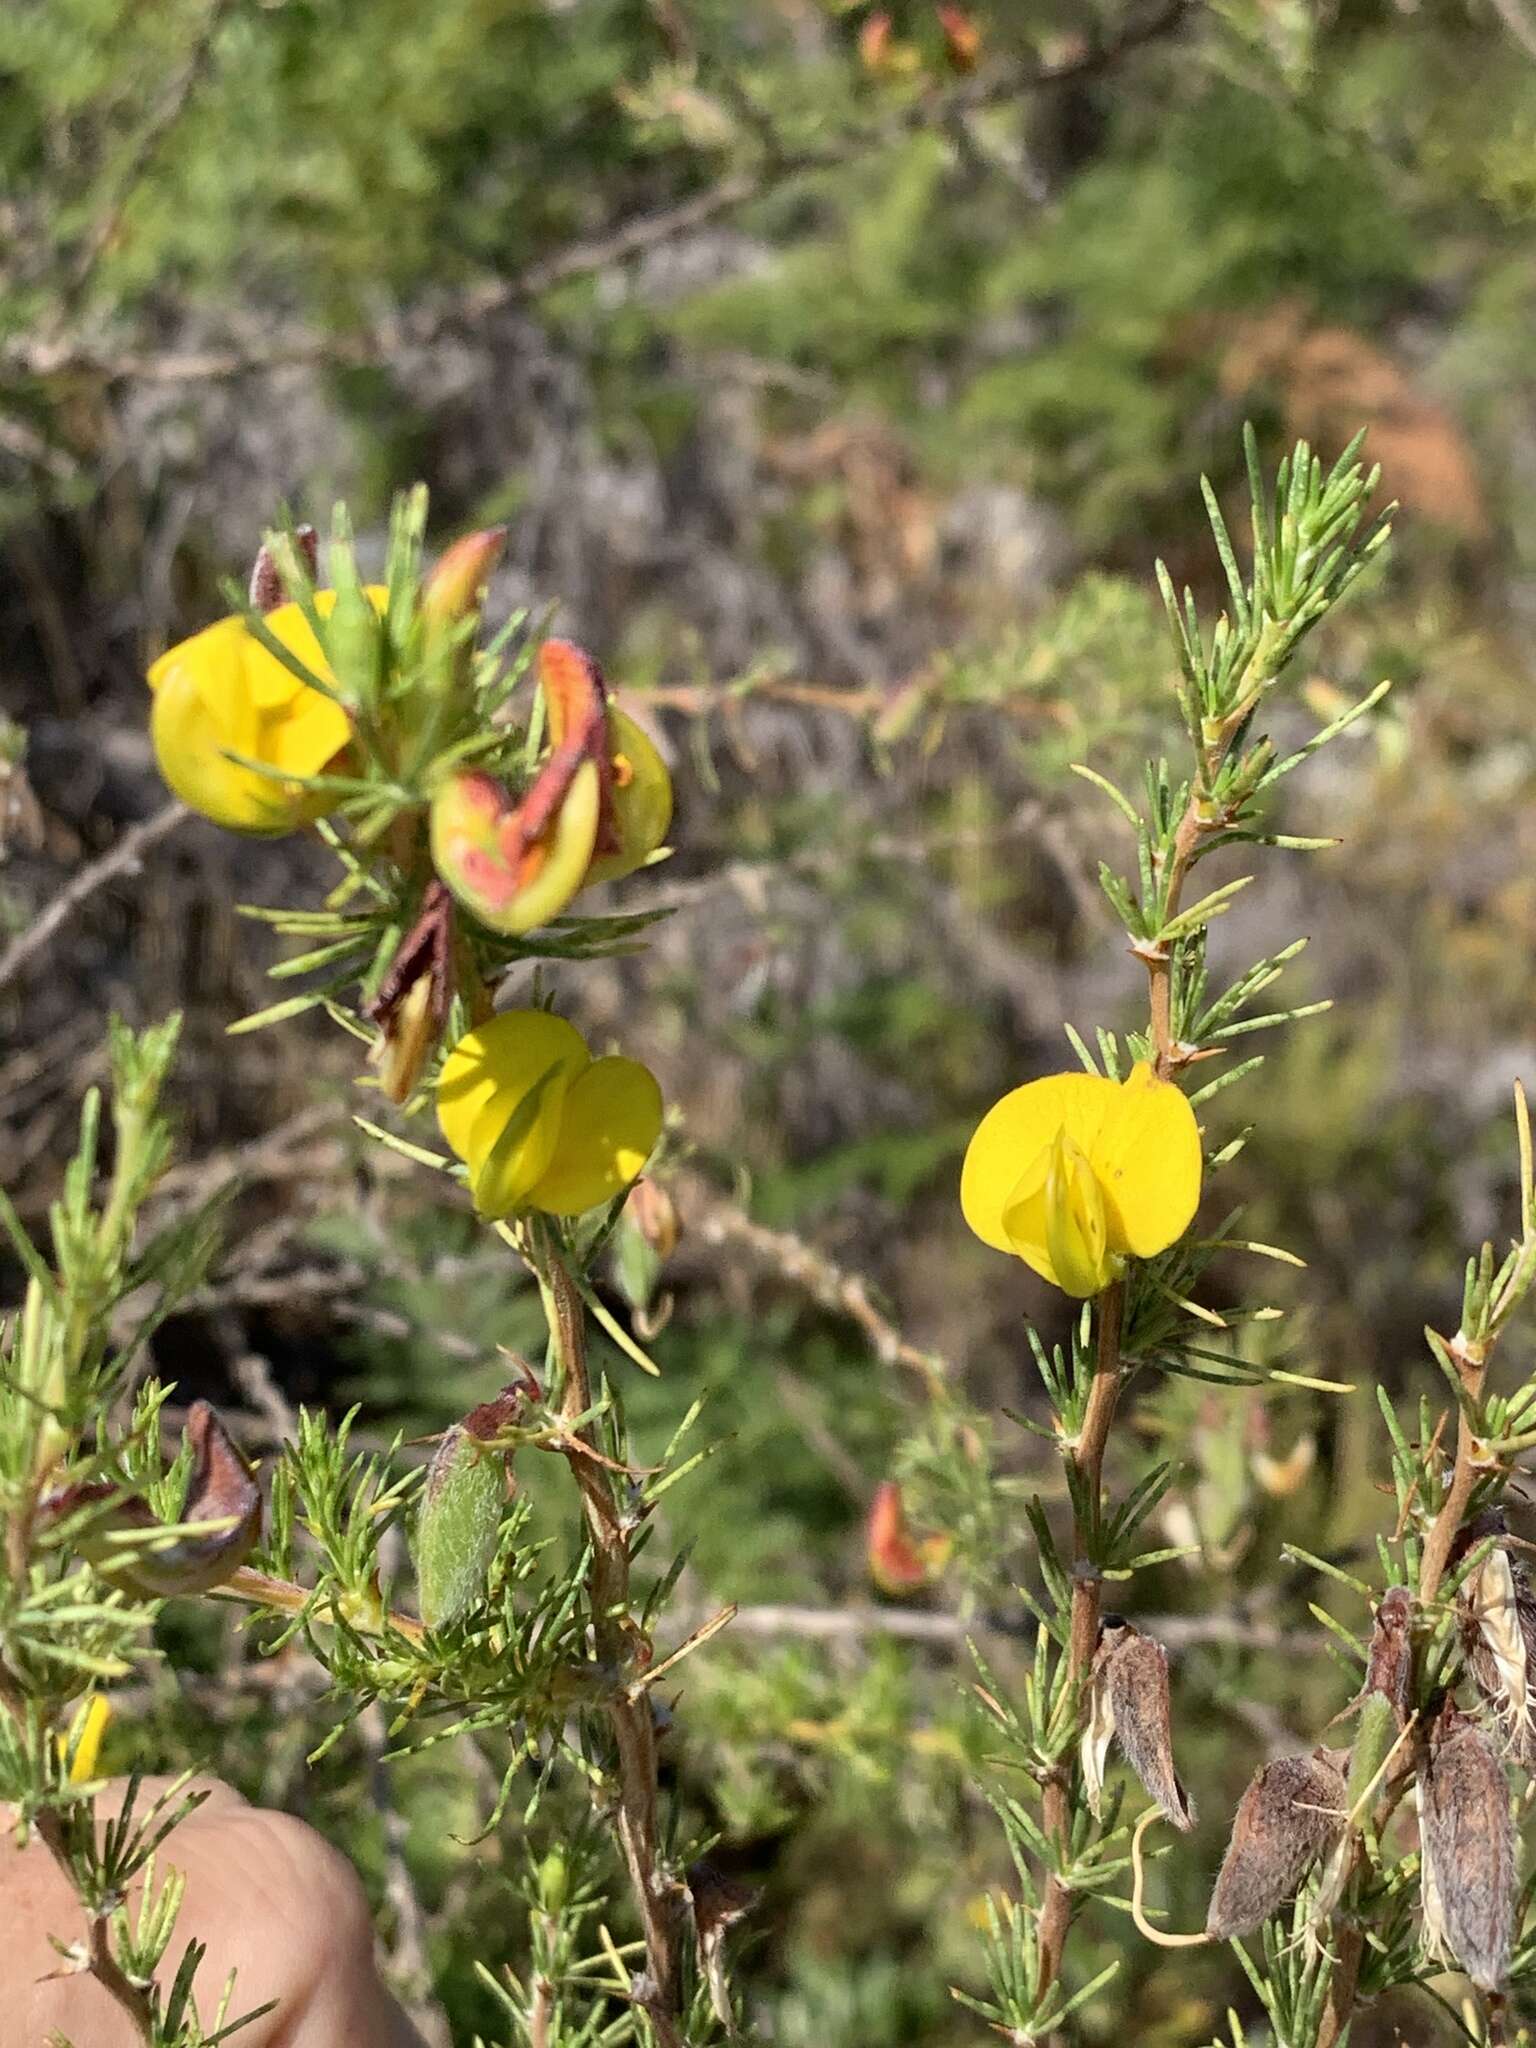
[146,590,383,834]
[437,1010,663,1219]
[961,1063,1201,1297]
[58,1693,112,1784]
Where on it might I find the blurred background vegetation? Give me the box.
[4,0,1536,2040]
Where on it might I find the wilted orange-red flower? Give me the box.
[866,1480,949,1594]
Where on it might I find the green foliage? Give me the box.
[8,3,1536,2041]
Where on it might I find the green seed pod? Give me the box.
[1347,1689,1399,1816]
[415,1426,506,1630]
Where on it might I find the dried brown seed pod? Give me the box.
[1206,1748,1348,1940]
[688,1857,756,2028]
[1456,1517,1536,1764]
[1363,1584,1414,1727]
[1418,1696,1515,1993]
[43,1401,262,1598]
[248,524,318,612]
[1082,1619,1195,1831]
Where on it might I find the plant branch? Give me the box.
[0,800,188,997]
[1416,1338,1489,1609]
[3,0,1190,390]
[538,1236,685,2047]
[1145,807,1208,1078]
[1036,1278,1125,2000]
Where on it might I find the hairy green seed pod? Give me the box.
[414,1388,524,1629]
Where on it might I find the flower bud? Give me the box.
[859,11,919,74]
[537,1846,569,1916]
[367,879,455,1104]
[422,528,507,628]
[249,525,318,613]
[936,3,981,69]
[625,1178,680,1260]
[371,975,437,1105]
[429,761,600,936]
[614,1178,679,1317]
[1251,1432,1316,1498]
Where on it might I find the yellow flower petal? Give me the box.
[150,660,317,833]
[1086,1062,1202,1257]
[524,1056,663,1216]
[588,706,673,886]
[991,1139,1054,1279]
[960,1072,1119,1254]
[437,1011,588,1216]
[144,591,373,835]
[1040,1128,1114,1297]
[263,678,352,779]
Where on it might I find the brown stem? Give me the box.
[1318,1334,1488,2046]
[0,1663,155,2041]
[1036,1280,1125,2001]
[1417,1338,1488,1608]
[1315,1917,1365,2048]
[540,1239,685,2047]
[529,1972,555,2048]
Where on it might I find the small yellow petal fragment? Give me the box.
[59,1693,112,1784]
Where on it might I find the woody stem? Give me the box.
[535,1229,684,2047]
[1319,1336,1487,2048]
[1037,1278,1125,2000]
[1314,1919,1365,2048]
[1417,1339,1488,1607]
